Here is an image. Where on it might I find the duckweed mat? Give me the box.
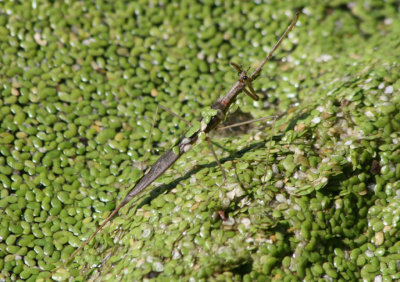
[1,1,400,281]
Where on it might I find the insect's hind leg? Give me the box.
[207,114,277,184]
[216,114,277,188]
[206,135,227,181]
[261,115,277,189]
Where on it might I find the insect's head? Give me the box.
[230,61,259,101]
[230,62,251,82]
[240,72,248,82]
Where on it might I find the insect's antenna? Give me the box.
[249,11,300,81]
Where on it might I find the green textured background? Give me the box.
[1,0,400,281]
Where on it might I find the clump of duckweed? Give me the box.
[1,1,400,281]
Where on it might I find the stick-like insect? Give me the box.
[50,11,300,277]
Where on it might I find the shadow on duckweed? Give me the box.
[138,140,266,210]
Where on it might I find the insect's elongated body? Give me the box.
[116,76,248,211]
[123,67,265,206]
[49,12,300,277]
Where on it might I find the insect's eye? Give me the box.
[243,75,248,80]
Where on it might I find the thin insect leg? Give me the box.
[170,134,230,248]
[172,178,225,251]
[218,115,276,130]
[145,105,160,158]
[159,104,192,126]
[262,115,277,189]
[172,116,276,250]
[246,83,257,98]
[206,135,227,181]
[243,87,259,101]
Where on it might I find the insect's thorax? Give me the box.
[217,80,246,109]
